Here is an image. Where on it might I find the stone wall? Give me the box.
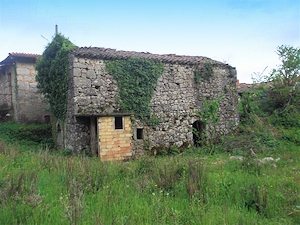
[145,64,238,151]
[72,58,119,115]
[0,68,13,119]
[0,69,12,110]
[65,56,239,156]
[15,62,49,122]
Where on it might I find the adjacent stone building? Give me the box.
[0,53,49,122]
[63,47,239,160]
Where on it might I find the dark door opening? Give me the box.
[90,117,98,156]
[192,120,205,147]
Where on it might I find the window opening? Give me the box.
[136,128,143,139]
[115,116,123,129]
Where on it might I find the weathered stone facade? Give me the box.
[0,53,49,122]
[0,66,12,117]
[64,47,239,160]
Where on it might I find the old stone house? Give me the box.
[62,47,239,160]
[0,53,49,122]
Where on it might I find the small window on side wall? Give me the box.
[115,116,123,129]
[136,128,143,140]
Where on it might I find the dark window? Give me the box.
[115,116,123,129]
[136,128,143,139]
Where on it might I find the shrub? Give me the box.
[0,122,53,148]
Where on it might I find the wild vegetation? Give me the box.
[0,118,299,224]
[36,34,76,121]
[0,45,299,224]
[194,62,213,83]
[105,58,164,125]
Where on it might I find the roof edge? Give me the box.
[72,47,234,67]
[0,53,40,66]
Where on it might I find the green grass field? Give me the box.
[0,121,299,225]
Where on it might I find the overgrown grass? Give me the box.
[0,122,299,224]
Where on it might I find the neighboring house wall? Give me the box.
[63,48,239,159]
[0,70,12,110]
[0,53,49,123]
[15,62,49,122]
[0,67,13,119]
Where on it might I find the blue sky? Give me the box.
[0,0,299,83]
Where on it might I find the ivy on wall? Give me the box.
[36,34,76,121]
[194,99,221,152]
[105,58,164,124]
[194,63,213,83]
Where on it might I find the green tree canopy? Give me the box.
[270,45,300,86]
[36,34,76,120]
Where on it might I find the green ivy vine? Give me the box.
[194,63,213,83]
[36,34,76,121]
[105,58,164,124]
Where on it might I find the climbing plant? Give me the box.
[36,34,76,121]
[197,99,220,125]
[105,58,164,124]
[194,99,221,152]
[194,63,213,83]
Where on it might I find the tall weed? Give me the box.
[186,160,208,203]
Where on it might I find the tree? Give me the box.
[36,34,76,121]
[270,45,300,86]
[264,45,300,125]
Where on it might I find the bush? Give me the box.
[0,122,53,148]
[280,127,300,145]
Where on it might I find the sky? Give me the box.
[0,0,299,83]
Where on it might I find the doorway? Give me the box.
[192,120,205,146]
[90,117,98,156]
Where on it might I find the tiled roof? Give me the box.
[0,52,40,65]
[73,47,230,66]
[236,82,272,94]
[237,82,253,93]
[9,52,40,58]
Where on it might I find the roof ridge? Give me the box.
[72,47,230,66]
[9,52,40,58]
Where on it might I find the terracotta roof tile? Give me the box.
[73,47,230,66]
[9,52,40,58]
[0,52,39,65]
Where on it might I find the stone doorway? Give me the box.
[192,120,205,146]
